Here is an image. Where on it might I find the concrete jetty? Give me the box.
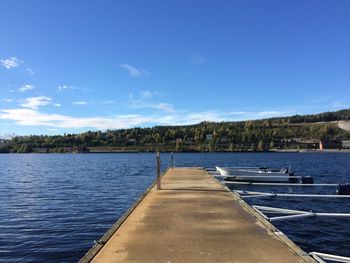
[81,167,315,262]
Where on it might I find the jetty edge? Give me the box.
[80,167,315,262]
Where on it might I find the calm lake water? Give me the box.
[0,152,349,262]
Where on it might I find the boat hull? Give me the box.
[224,175,299,183]
[215,166,290,177]
[215,166,298,183]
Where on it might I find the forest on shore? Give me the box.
[1,109,350,153]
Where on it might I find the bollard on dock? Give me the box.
[156,152,161,190]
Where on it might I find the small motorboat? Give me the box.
[215,166,302,183]
[215,166,293,176]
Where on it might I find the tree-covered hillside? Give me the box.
[1,109,350,153]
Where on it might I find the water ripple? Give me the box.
[0,152,349,261]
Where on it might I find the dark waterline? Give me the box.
[0,152,349,262]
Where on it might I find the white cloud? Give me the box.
[120,64,149,77]
[256,111,285,117]
[153,110,289,126]
[129,100,175,112]
[58,85,91,93]
[1,98,13,103]
[140,91,153,99]
[0,101,294,131]
[101,100,115,104]
[72,101,88,105]
[0,108,152,130]
[331,100,350,109]
[20,96,52,110]
[1,57,23,69]
[0,133,16,140]
[120,64,141,76]
[0,88,293,131]
[190,55,205,64]
[18,84,35,93]
[151,103,175,112]
[226,110,289,120]
[131,110,228,127]
[182,111,225,123]
[229,111,247,115]
[58,85,77,91]
[25,68,34,75]
[140,91,161,99]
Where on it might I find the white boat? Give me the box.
[215,166,298,183]
[215,166,292,176]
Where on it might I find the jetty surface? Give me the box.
[81,167,314,262]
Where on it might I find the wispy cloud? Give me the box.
[155,111,226,125]
[1,57,23,69]
[140,90,161,99]
[20,96,52,110]
[101,100,115,104]
[256,111,285,117]
[0,133,16,140]
[331,100,350,110]
[182,111,224,123]
[140,91,153,99]
[25,68,34,75]
[227,110,289,120]
[0,108,152,130]
[1,98,13,103]
[18,84,35,93]
[120,64,149,77]
[229,111,247,115]
[72,101,88,105]
[129,100,175,112]
[153,110,290,126]
[57,85,91,93]
[120,64,141,76]
[0,102,294,131]
[53,103,62,107]
[189,55,205,64]
[58,85,77,91]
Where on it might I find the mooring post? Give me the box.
[170,152,174,169]
[156,152,161,190]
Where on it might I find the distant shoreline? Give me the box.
[1,148,350,154]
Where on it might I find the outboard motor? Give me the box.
[301,176,313,184]
[337,184,350,195]
[289,177,299,183]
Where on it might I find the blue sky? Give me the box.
[1,0,350,136]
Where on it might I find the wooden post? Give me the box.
[156,152,161,190]
[170,152,174,169]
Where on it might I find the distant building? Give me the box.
[342,140,350,149]
[291,138,319,144]
[291,138,320,149]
